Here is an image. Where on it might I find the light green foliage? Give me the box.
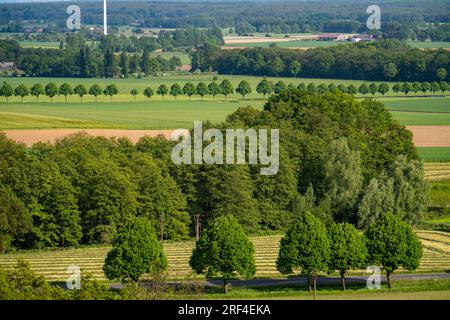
[88,84,102,102]
[190,215,256,293]
[235,80,252,99]
[103,84,119,102]
[104,217,167,282]
[196,82,209,99]
[169,83,182,100]
[323,138,363,221]
[273,81,287,95]
[0,81,13,102]
[157,84,169,99]
[328,223,367,289]
[365,213,423,288]
[14,84,29,102]
[30,83,44,102]
[73,84,87,102]
[44,82,58,102]
[208,81,221,100]
[277,212,330,276]
[59,83,73,102]
[143,86,154,100]
[219,79,234,99]
[183,82,196,99]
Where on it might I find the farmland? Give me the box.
[0,232,449,282]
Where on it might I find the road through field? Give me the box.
[3,126,450,147]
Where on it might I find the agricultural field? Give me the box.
[424,163,450,182]
[18,41,60,49]
[418,148,450,162]
[0,233,448,282]
[225,40,341,48]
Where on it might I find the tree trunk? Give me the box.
[307,275,311,292]
[387,271,392,289]
[313,273,317,300]
[223,279,229,294]
[340,270,346,290]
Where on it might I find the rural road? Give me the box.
[3,126,450,147]
[110,273,450,290]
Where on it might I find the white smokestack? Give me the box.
[103,0,108,36]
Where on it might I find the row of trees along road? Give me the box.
[1,79,449,103]
[103,213,422,295]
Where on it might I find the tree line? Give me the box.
[0,89,429,253]
[1,0,447,40]
[192,40,450,82]
[103,212,422,295]
[1,79,449,103]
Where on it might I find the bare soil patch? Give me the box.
[407,126,450,147]
[3,129,186,147]
[3,126,449,147]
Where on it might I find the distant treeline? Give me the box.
[1,0,449,40]
[192,41,450,82]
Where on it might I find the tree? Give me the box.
[337,84,347,93]
[103,84,118,102]
[119,51,129,77]
[328,223,367,290]
[402,82,412,95]
[412,82,420,96]
[169,56,183,71]
[365,213,422,288]
[358,83,369,96]
[328,83,337,93]
[273,81,287,95]
[289,60,301,77]
[103,217,167,283]
[143,87,154,101]
[59,83,73,102]
[44,82,58,103]
[383,63,398,81]
[208,81,221,101]
[0,185,32,252]
[420,82,431,95]
[307,82,317,94]
[236,80,252,99]
[196,82,209,100]
[14,84,29,102]
[392,83,401,95]
[369,83,378,95]
[157,84,168,100]
[190,215,256,294]
[323,138,363,222]
[141,48,150,75]
[436,68,447,81]
[0,81,13,103]
[89,84,102,103]
[73,84,87,103]
[30,83,44,102]
[183,82,196,100]
[220,79,234,100]
[256,78,272,98]
[297,82,307,93]
[431,81,440,96]
[103,46,116,78]
[378,83,389,96]
[346,84,357,95]
[439,81,449,94]
[130,89,138,102]
[277,212,330,297]
[169,83,182,100]
[318,83,328,94]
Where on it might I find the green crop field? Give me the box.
[18,41,60,49]
[0,232,448,281]
[407,41,450,49]
[1,76,449,129]
[418,148,450,163]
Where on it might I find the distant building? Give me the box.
[318,33,347,41]
[0,62,15,72]
[349,34,374,43]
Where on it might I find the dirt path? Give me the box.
[2,126,450,147]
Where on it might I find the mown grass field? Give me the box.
[418,148,450,162]
[225,40,341,48]
[425,163,450,182]
[0,232,449,282]
[0,76,449,129]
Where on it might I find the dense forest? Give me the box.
[1,0,449,40]
[192,41,450,82]
[0,90,429,251]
